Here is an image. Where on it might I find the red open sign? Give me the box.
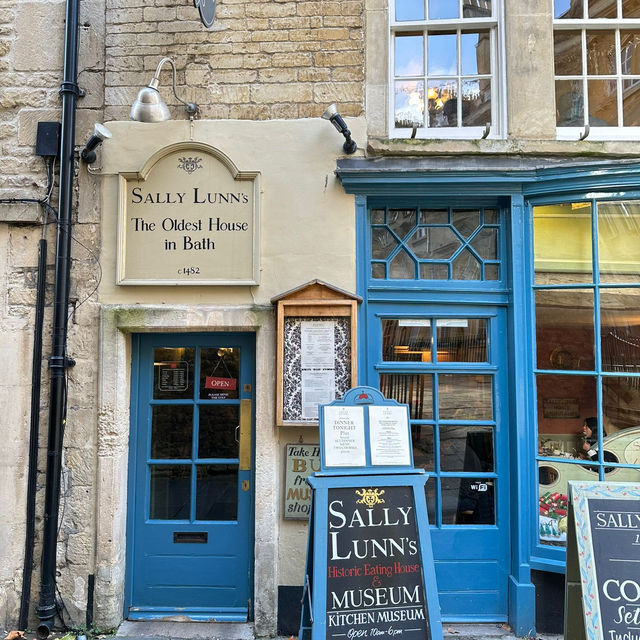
[205,376,237,390]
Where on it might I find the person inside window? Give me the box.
[578,416,617,468]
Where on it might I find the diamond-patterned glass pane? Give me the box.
[388,210,416,239]
[419,209,449,224]
[389,250,415,279]
[471,228,498,260]
[452,249,481,280]
[408,227,461,259]
[371,227,398,259]
[452,210,480,238]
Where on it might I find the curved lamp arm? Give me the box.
[150,57,199,119]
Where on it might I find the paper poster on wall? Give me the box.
[301,321,335,369]
[323,406,366,467]
[369,405,411,466]
[302,370,336,420]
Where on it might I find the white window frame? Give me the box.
[388,0,506,140]
[554,0,640,140]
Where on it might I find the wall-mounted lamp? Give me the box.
[321,103,357,154]
[130,57,199,123]
[80,123,112,164]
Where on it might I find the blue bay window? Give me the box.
[337,156,640,635]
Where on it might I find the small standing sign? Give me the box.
[565,481,640,640]
[300,386,442,640]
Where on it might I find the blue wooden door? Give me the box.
[367,306,510,621]
[127,333,254,621]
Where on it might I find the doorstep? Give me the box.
[116,621,564,640]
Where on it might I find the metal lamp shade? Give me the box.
[130,85,171,122]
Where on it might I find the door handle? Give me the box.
[239,399,252,471]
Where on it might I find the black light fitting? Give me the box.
[321,103,357,154]
[80,123,112,164]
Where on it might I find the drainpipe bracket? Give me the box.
[48,355,76,369]
[59,81,84,98]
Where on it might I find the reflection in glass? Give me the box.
[598,202,640,282]
[587,31,616,75]
[154,347,195,400]
[463,0,491,17]
[535,289,595,371]
[372,262,386,279]
[150,465,190,519]
[436,318,487,362]
[196,465,238,520]
[425,477,436,524]
[411,424,434,471]
[428,32,457,76]
[395,80,425,128]
[555,80,585,126]
[372,227,398,260]
[555,0,583,18]
[419,209,449,224]
[588,78,618,126]
[623,81,640,126]
[536,374,597,457]
[484,264,499,280]
[427,77,458,125]
[440,425,494,472]
[452,248,481,280]
[420,262,449,279]
[389,249,416,279]
[538,462,597,546]
[371,209,385,225]
[151,406,193,459]
[600,289,640,372]
[623,0,640,17]
[461,79,491,126]
[452,210,480,237]
[395,34,425,76]
[396,0,425,21]
[388,209,417,239]
[429,0,458,20]
[588,0,616,18]
[409,226,461,259]
[554,31,582,75]
[439,374,493,420]
[603,376,640,435]
[533,203,593,284]
[442,477,495,524]
[380,374,433,419]
[461,31,490,75]
[382,319,432,361]
[199,405,239,459]
[200,348,240,400]
[470,228,497,260]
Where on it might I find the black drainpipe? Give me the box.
[36,0,81,636]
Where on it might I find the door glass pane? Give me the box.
[150,465,190,520]
[420,262,449,279]
[436,318,487,362]
[425,477,436,524]
[372,227,399,259]
[440,425,494,471]
[199,405,240,459]
[452,249,481,280]
[196,464,238,520]
[389,249,416,279]
[442,477,495,524]
[452,209,480,238]
[439,374,493,419]
[388,209,417,240]
[536,374,597,459]
[601,288,640,371]
[382,318,432,361]
[153,347,195,400]
[470,228,497,260]
[598,202,640,283]
[412,424,434,471]
[200,347,240,399]
[380,374,433,419]
[533,203,593,285]
[409,227,461,259]
[535,289,595,371]
[151,406,193,459]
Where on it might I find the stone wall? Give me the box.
[104,0,365,122]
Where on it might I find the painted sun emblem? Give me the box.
[355,488,385,507]
[178,156,203,174]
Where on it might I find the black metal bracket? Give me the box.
[48,355,76,369]
[59,81,85,98]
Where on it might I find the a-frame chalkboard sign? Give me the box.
[299,386,443,640]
